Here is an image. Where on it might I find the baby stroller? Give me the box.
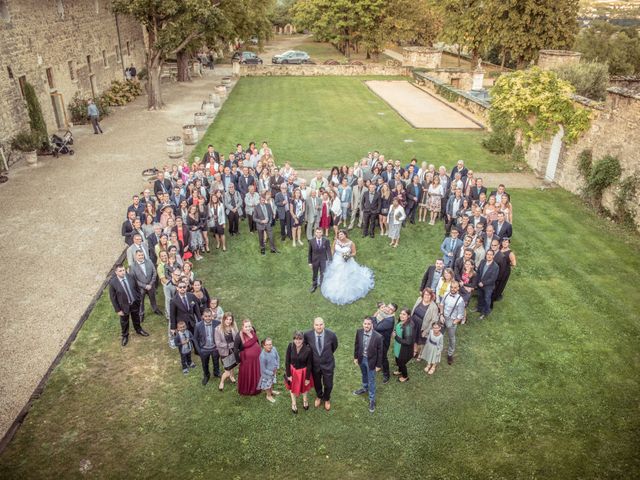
[49,130,74,157]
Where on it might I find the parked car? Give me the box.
[271,50,312,64]
[232,51,263,64]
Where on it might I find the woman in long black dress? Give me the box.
[192,279,210,313]
[493,238,516,303]
[392,308,414,383]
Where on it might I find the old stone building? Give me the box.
[0,0,145,156]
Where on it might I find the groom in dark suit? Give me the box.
[304,317,339,411]
[308,227,332,293]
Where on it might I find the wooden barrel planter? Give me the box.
[221,76,232,86]
[208,93,221,107]
[182,125,199,145]
[194,112,208,130]
[166,136,184,159]
[202,101,216,119]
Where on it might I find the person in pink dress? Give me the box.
[319,191,332,236]
[234,319,262,396]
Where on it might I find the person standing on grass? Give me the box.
[173,321,196,375]
[194,308,221,386]
[214,312,238,391]
[304,317,339,411]
[392,308,414,383]
[258,338,280,403]
[387,197,406,248]
[234,319,262,396]
[421,322,444,375]
[476,249,500,319]
[285,331,314,414]
[439,281,465,365]
[353,316,383,413]
[372,303,396,384]
[108,265,149,347]
[87,99,103,134]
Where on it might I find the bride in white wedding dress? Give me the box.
[321,230,374,305]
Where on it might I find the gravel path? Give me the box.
[365,80,482,129]
[0,68,234,439]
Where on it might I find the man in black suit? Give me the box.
[194,308,221,385]
[372,303,396,384]
[130,250,161,321]
[153,171,172,198]
[450,159,468,182]
[121,210,137,246]
[304,317,338,411]
[476,249,500,319]
[454,247,475,280]
[108,265,149,346]
[202,144,220,165]
[253,194,278,255]
[419,259,445,293]
[127,195,145,219]
[492,212,513,240]
[469,177,487,202]
[353,316,383,413]
[361,184,380,238]
[170,282,202,337]
[308,227,332,293]
[236,166,255,200]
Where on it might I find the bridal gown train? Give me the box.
[321,241,374,305]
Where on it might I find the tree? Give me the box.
[574,21,640,76]
[381,0,442,48]
[439,0,498,66]
[493,0,580,68]
[23,81,48,147]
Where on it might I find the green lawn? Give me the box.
[194,76,510,171]
[1,188,639,479]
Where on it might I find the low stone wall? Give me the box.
[238,64,411,77]
[402,47,442,69]
[413,71,489,125]
[537,50,582,71]
[525,87,640,230]
[609,76,640,92]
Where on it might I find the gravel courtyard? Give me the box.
[0,68,232,439]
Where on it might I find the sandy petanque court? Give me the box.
[365,80,482,129]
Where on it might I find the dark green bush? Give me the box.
[12,131,42,151]
[554,62,609,101]
[23,81,48,147]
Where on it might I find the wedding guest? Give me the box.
[387,197,406,248]
[319,191,332,237]
[411,288,439,359]
[459,259,478,320]
[258,338,280,403]
[130,250,161,321]
[476,249,500,319]
[214,312,238,390]
[441,228,462,267]
[378,184,391,236]
[420,322,444,375]
[304,317,338,411]
[440,281,465,364]
[285,331,314,413]
[244,183,260,233]
[187,205,204,261]
[329,189,342,236]
[192,279,210,312]
[290,188,306,246]
[436,268,455,304]
[352,316,383,413]
[108,265,149,346]
[493,237,516,303]
[207,194,227,251]
[234,319,262,396]
[392,308,414,383]
[194,308,221,385]
[173,321,196,374]
[208,297,224,323]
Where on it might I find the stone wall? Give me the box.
[525,87,640,229]
[402,47,442,69]
[609,76,640,92]
[0,0,145,152]
[413,71,489,125]
[537,50,582,71]
[238,64,411,77]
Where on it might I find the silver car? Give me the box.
[271,50,312,64]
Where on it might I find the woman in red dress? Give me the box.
[285,331,314,414]
[319,191,332,236]
[234,319,262,396]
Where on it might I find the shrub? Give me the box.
[68,92,111,124]
[554,62,609,101]
[482,113,515,154]
[587,155,621,199]
[12,131,42,152]
[101,79,142,106]
[577,149,593,179]
[23,81,48,147]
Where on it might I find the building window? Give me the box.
[68,60,75,80]
[126,41,131,56]
[56,0,64,19]
[7,66,13,79]
[115,45,121,63]
[102,49,108,67]
[46,68,55,89]
[18,75,26,98]
[86,55,92,73]
[0,0,10,22]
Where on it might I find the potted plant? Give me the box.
[12,131,42,166]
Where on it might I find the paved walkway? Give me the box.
[0,68,234,439]
[383,49,403,62]
[365,80,482,129]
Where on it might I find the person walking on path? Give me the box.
[87,99,103,134]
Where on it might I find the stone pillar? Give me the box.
[402,47,442,69]
[537,50,582,70]
[232,61,240,77]
[471,60,485,91]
